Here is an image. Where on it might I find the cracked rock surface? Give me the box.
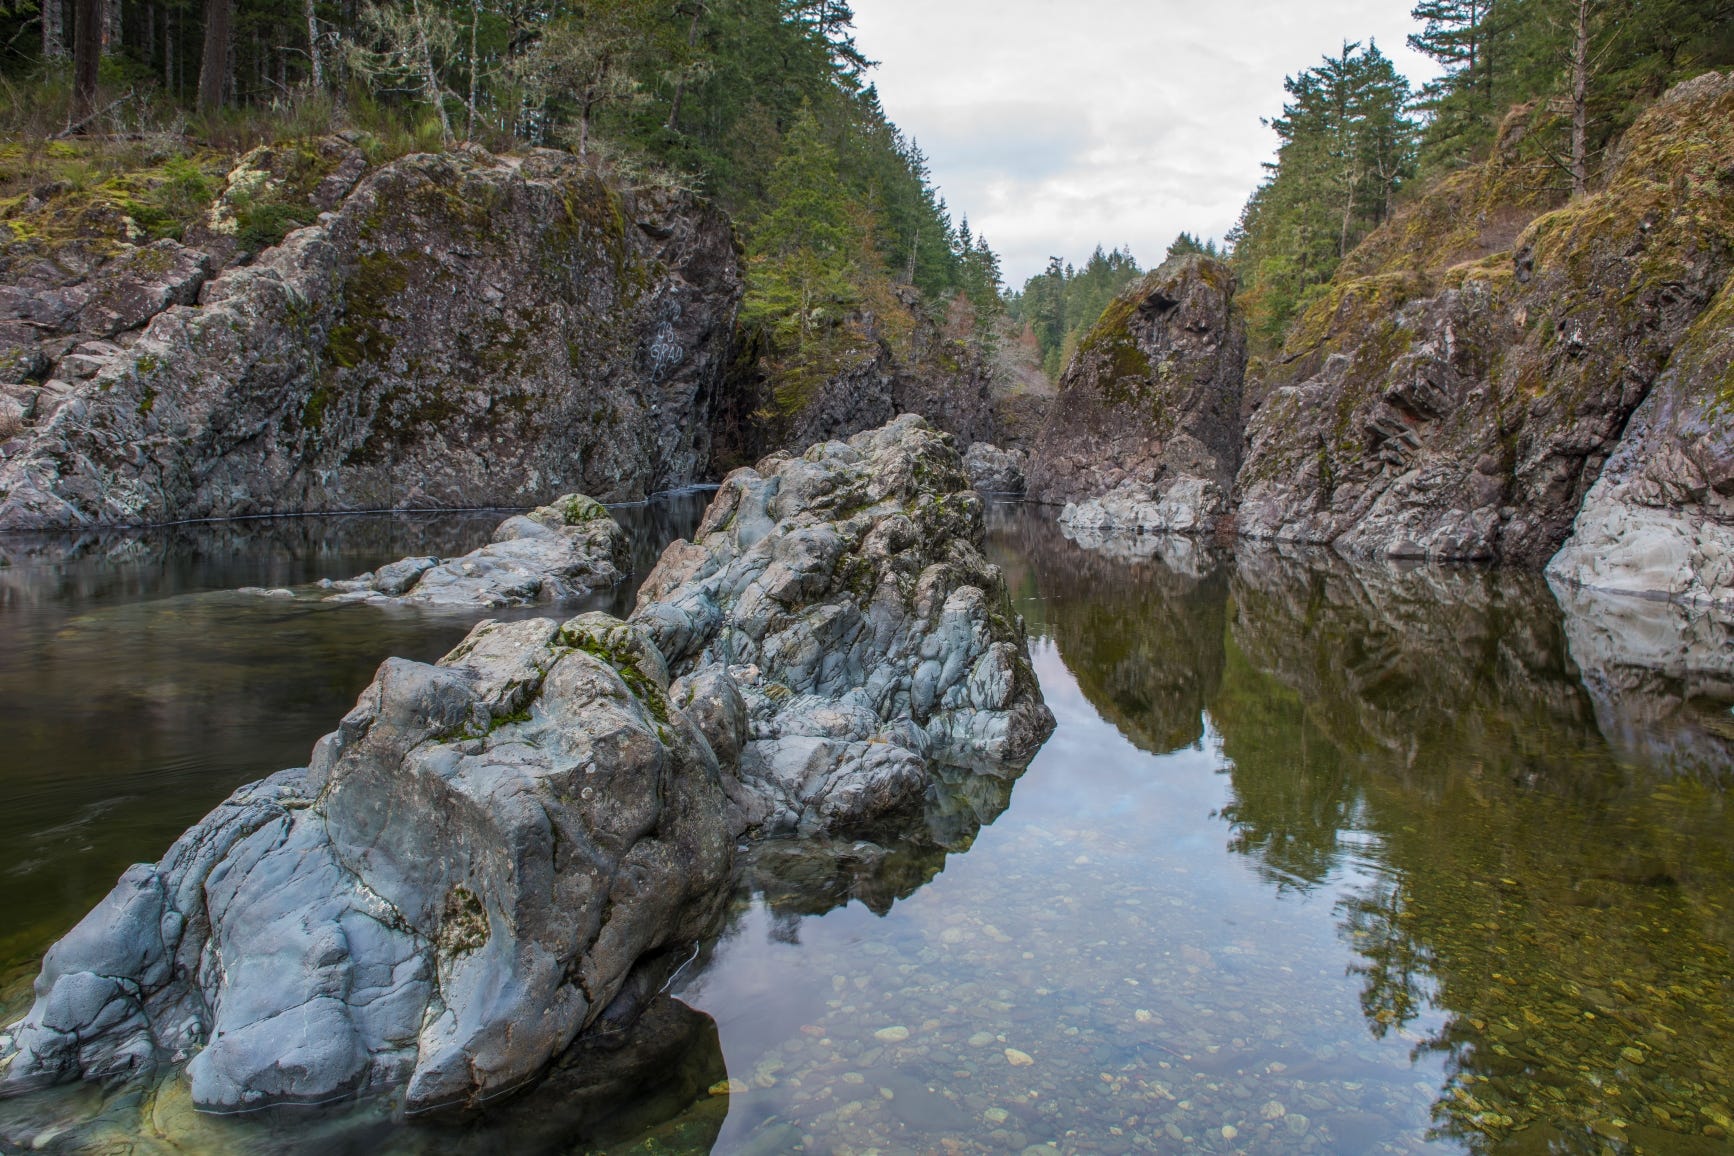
[1,614,733,1115]
[631,414,1055,836]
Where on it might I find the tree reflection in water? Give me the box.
[999,508,1734,1154]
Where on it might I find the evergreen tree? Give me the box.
[1006,246,1143,378]
[1229,41,1416,349]
[743,103,863,347]
[1166,232,1220,260]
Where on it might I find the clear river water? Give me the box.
[0,498,1730,1155]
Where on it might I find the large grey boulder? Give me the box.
[0,615,733,1114]
[963,441,1026,494]
[318,494,629,608]
[631,415,1055,835]
[1060,476,1224,537]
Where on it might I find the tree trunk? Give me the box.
[198,0,230,108]
[42,0,65,60]
[70,0,101,127]
[465,0,479,139]
[103,0,118,53]
[304,0,323,88]
[664,1,705,133]
[1570,0,1590,198]
[411,0,452,143]
[164,5,173,93]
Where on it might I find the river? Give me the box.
[0,499,1729,1154]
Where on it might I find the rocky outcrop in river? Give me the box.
[0,417,1053,1116]
[632,415,1054,834]
[0,142,740,529]
[1235,71,1734,567]
[1023,256,1246,535]
[0,613,734,1113]
[318,494,629,608]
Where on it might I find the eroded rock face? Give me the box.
[1236,71,1734,565]
[963,441,1026,494]
[631,415,1055,835]
[1025,255,1246,534]
[0,146,741,529]
[318,494,629,608]
[0,140,367,474]
[1,615,733,1115]
[713,296,1000,472]
[1547,279,1734,606]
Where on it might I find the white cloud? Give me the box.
[851,0,1441,285]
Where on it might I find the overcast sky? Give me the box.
[850,0,1442,287]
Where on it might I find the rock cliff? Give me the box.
[1023,255,1247,534]
[0,142,741,529]
[713,292,1001,472]
[1234,71,1734,566]
[1547,277,1734,605]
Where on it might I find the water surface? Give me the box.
[1,501,1730,1154]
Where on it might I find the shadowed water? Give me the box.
[1,500,1730,1154]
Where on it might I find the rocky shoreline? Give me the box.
[1017,71,1733,610]
[0,417,1054,1116]
[6,74,1728,610]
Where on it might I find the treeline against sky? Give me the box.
[1010,0,1734,368]
[1228,0,1734,350]
[5,0,1732,376]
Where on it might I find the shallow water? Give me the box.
[1,500,1731,1154]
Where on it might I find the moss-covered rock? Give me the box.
[1024,254,1247,533]
[0,145,742,529]
[1236,70,1734,565]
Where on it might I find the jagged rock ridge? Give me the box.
[1024,255,1247,535]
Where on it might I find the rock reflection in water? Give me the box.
[1552,580,1734,782]
[993,508,1228,755]
[743,764,1017,932]
[0,993,727,1155]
